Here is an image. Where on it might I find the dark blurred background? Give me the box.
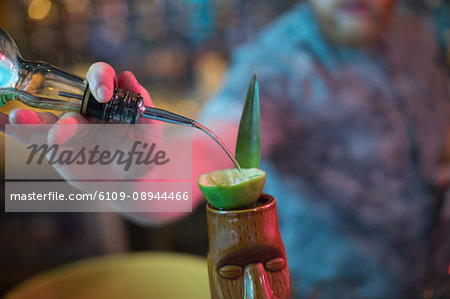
[0,0,448,296]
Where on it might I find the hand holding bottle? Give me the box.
[6,62,163,196]
[8,62,155,144]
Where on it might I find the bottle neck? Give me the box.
[80,86,198,125]
[81,85,144,124]
[9,58,86,112]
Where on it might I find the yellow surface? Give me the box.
[6,252,210,299]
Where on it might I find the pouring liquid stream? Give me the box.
[140,107,245,179]
[193,122,246,179]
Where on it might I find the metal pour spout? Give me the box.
[140,105,196,127]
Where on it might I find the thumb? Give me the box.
[86,62,117,103]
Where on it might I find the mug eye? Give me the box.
[218,265,243,279]
[265,258,285,272]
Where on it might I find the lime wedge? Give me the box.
[198,168,266,209]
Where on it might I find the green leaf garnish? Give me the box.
[235,72,261,168]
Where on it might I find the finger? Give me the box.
[86,62,117,103]
[48,112,89,145]
[118,71,159,124]
[9,109,58,126]
[118,71,153,107]
[6,110,57,145]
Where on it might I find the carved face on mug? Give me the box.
[208,246,290,298]
[207,196,290,299]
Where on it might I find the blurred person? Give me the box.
[5,0,450,298]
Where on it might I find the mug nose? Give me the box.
[243,263,278,299]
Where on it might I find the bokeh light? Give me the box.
[27,0,52,21]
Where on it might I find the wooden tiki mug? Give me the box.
[206,194,290,299]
